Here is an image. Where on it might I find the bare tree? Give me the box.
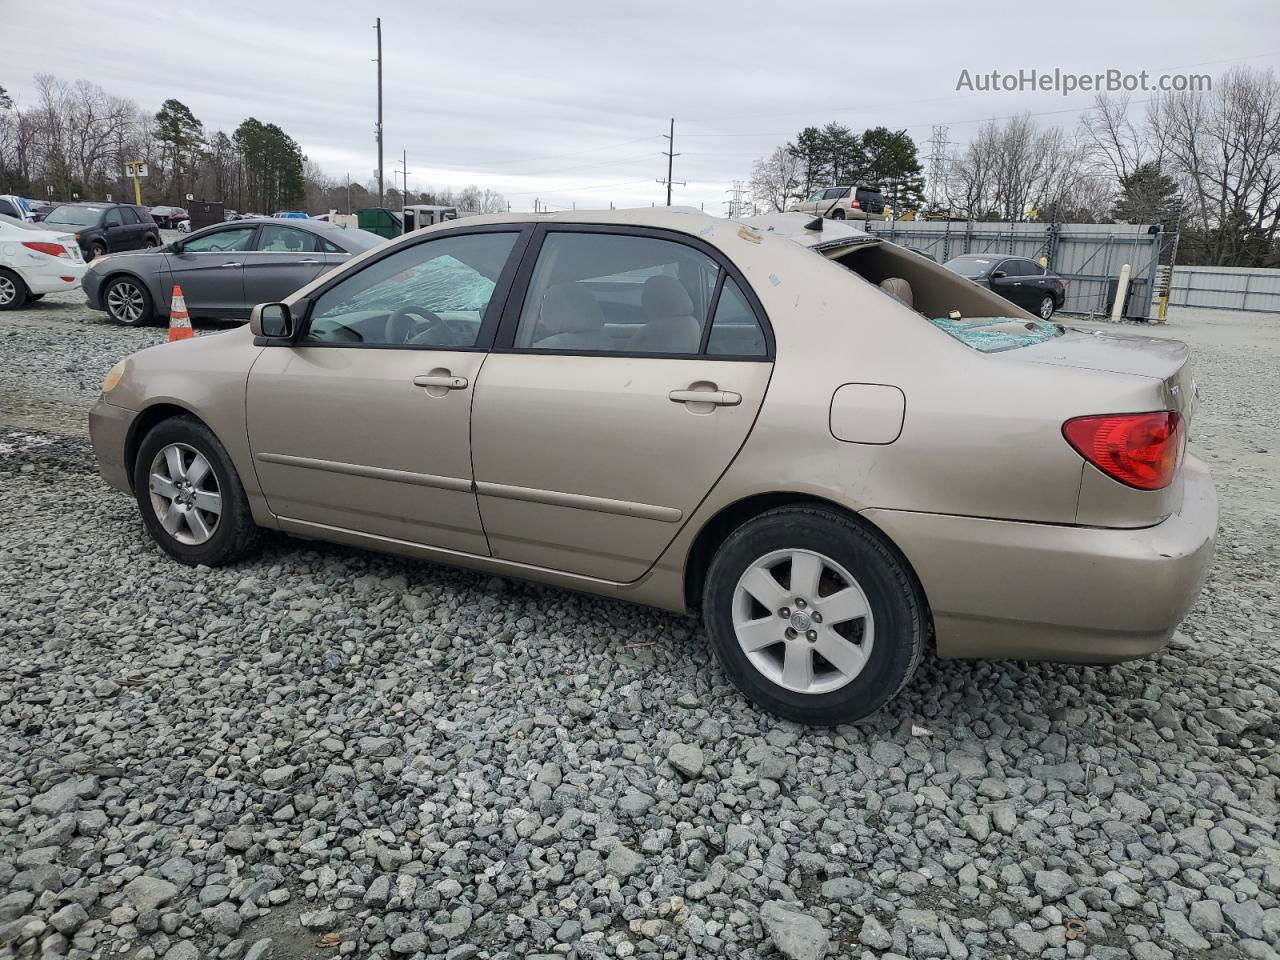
[749,146,803,212]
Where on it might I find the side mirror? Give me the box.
[991,270,1007,279]
[250,302,294,339]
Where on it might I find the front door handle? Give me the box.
[298,259,321,265]
[669,389,741,406]
[219,261,242,268]
[414,374,468,390]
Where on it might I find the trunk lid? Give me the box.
[1013,326,1197,421]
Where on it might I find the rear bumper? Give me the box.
[88,398,137,494]
[864,455,1218,662]
[10,261,86,296]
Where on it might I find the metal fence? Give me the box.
[1164,265,1280,313]
[863,220,1168,320]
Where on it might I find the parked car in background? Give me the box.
[788,184,886,221]
[88,208,1215,725]
[41,202,162,259]
[0,213,86,309]
[27,200,58,222]
[273,211,308,219]
[82,217,385,325]
[149,206,189,229]
[943,254,1067,320]
[0,195,36,222]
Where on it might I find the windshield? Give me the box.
[944,256,994,277]
[45,205,104,226]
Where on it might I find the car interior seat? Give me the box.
[532,283,608,350]
[879,276,914,308]
[629,275,701,353]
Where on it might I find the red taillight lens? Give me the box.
[22,241,69,258]
[851,199,861,209]
[1063,411,1185,490]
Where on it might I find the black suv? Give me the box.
[41,203,162,259]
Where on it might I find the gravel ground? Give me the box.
[0,296,1278,960]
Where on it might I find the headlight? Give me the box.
[102,360,127,393]
[89,257,107,268]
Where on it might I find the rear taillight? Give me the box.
[1063,411,1185,490]
[851,199,861,209]
[22,241,69,258]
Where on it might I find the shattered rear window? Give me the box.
[928,315,1062,353]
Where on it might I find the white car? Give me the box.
[0,213,87,309]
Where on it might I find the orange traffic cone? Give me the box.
[168,285,194,342]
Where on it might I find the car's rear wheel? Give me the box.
[830,209,846,220]
[702,505,926,725]
[1039,294,1055,320]
[144,236,160,248]
[133,416,262,566]
[88,241,107,260]
[0,269,29,310]
[104,276,153,326]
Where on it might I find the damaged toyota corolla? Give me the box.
[89,208,1217,725]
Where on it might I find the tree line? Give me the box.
[0,74,506,216]
[748,65,1280,267]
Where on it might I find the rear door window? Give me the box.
[706,277,767,357]
[258,225,321,253]
[512,232,720,355]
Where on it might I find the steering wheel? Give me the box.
[385,304,446,344]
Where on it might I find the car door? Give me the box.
[118,206,147,249]
[987,258,1026,310]
[241,224,329,309]
[101,207,131,252]
[469,226,773,582]
[246,226,527,553]
[163,225,257,316]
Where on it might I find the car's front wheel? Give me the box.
[702,505,926,725]
[104,276,154,326]
[88,241,107,260]
[1039,294,1056,320]
[133,416,262,566]
[0,269,29,310]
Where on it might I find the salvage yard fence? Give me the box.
[1162,265,1280,314]
[863,220,1170,320]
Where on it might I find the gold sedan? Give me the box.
[90,209,1217,724]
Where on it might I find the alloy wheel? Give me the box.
[0,275,15,306]
[148,443,222,545]
[1040,296,1055,320]
[107,282,145,324]
[731,548,875,695]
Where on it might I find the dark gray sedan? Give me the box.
[82,218,386,326]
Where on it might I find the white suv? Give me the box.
[788,184,887,221]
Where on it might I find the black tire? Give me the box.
[1038,295,1055,320]
[0,269,29,310]
[88,242,107,260]
[144,235,160,248]
[702,505,926,725]
[133,416,262,567]
[830,209,846,220]
[104,275,154,326]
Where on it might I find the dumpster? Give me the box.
[357,207,402,240]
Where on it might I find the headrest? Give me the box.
[642,275,694,318]
[540,283,605,335]
[879,277,913,307]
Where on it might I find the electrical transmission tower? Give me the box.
[925,125,956,217]
[724,180,749,218]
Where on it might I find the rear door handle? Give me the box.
[219,261,242,268]
[414,374,468,390]
[669,389,741,406]
[298,259,321,265]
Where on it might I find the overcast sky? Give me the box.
[5,0,1279,212]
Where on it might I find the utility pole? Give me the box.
[374,18,384,208]
[397,150,411,199]
[345,173,351,214]
[658,118,685,205]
